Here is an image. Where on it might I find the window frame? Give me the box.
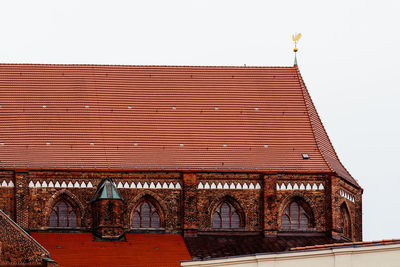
[340,204,352,238]
[281,199,313,231]
[49,198,79,228]
[131,199,162,229]
[212,200,243,229]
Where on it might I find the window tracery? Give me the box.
[132,200,161,228]
[281,200,311,230]
[212,201,241,229]
[340,204,351,238]
[49,199,78,228]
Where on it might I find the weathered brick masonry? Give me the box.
[0,208,51,265]
[0,170,362,241]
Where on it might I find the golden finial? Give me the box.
[292,33,302,65]
[292,33,302,52]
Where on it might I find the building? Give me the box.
[0,63,362,266]
[182,240,400,267]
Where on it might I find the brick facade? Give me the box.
[0,170,362,241]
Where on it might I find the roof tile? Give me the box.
[0,64,356,186]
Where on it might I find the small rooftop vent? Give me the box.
[302,153,310,160]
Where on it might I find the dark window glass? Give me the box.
[231,212,240,228]
[142,202,150,228]
[212,201,241,229]
[282,201,310,230]
[151,213,160,228]
[341,205,351,238]
[212,212,221,228]
[132,212,140,228]
[282,214,290,229]
[132,200,161,229]
[49,200,78,228]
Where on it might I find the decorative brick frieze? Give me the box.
[28,180,181,189]
[339,189,355,203]
[116,181,181,189]
[276,182,325,191]
[197,181,261,190]
[0,180,14,187]
[29,180,94,188]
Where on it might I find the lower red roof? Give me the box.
[30,233,191,267]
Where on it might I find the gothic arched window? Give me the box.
[132,200,161,228]
[212,201,241,229]
[282,200,311,230]
[340,204,351,238]
[49,200,78,228]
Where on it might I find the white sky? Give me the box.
[1,0,399,241]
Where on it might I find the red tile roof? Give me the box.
[30,233,191,267]
[0,64,357,186]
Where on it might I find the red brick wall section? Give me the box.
[0,171,15,220]
[195,172,263,232]
[330,176,362,241]
[0,170,362,241]
[92,199,125,239]
[183,173,198,236]
[15,172,29,229]
[263,174,277,236]
[0,209,50,265]
[275,173,329,232]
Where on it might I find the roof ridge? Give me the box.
[294,66,359,188]
[0,63,295,68]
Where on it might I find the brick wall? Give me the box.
[0,171,15,220]
[1,170,362,241]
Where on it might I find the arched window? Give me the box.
[212,201,241,229]
[340,204,351,238]
[132,200,161,228]
[49,200,78,228]
[282,200,311,230]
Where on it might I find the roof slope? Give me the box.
[0,64,356,186]
[31,233,191,267]
[184,235,343,260]
[0,209,50,265]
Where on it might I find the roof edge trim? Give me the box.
[294,66,360,188]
